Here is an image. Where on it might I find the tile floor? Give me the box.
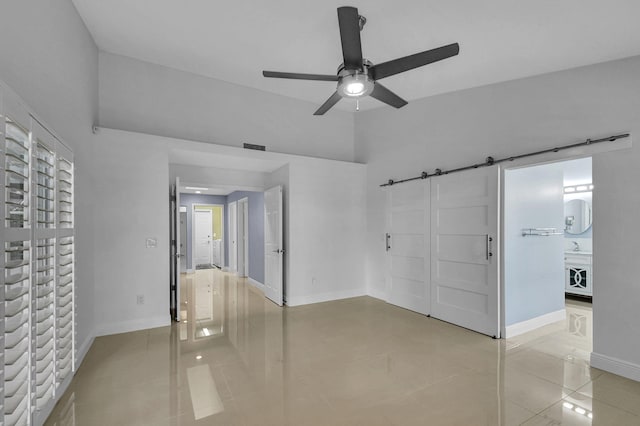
[45,270,640,425]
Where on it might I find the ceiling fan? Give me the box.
[263,6,459,115]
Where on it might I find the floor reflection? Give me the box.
[44,272,640,425]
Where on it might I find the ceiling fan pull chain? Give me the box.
[356,99,360,111]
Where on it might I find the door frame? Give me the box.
[190,203,225,271]
[237,197,249,277]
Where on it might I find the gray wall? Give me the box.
[99,52,355,162]
[0,1,98,352]
[180,193,227,269]
[226,191,265,284]
[504,163,565,326]
[355,55,640,376]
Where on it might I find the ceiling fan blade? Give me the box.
[314,91,342,115]
[370,43,459,80]
[263,71,339,81]
[370,83,408,109]
[337,7,363,70]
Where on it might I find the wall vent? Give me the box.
[243,143,266,151]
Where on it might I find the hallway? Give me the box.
[45,270,640,425]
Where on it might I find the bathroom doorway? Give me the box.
[503,157,593,339]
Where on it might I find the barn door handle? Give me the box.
[386,233,391,252]
[486,235,493,260]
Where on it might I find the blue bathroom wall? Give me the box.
[226,191,265,284]
[504,162,566,326]
[180,193,227,269]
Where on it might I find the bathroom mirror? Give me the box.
[565,199,592,234]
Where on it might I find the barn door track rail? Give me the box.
[380,133,630,187]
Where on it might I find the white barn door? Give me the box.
[385,179,430,315]
[430,166,500,337]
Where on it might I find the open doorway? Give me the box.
[180,193,226,272]
[503,157,593,340]
[193,205,224,269]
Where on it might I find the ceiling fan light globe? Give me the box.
[338,73,374,98]
[345,81,365,95]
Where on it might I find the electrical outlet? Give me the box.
[136,295,145,305]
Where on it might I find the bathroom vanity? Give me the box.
[565,251,592,296]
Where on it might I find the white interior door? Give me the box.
[176,181,181,320]
[431,166,500,337]
[237,198,248,277]
[170,176,181,321]
[264,186,283,306]
[179,210,187,270]
[385,179,431,315]
[229,201,237,272]
[194,209,213,266]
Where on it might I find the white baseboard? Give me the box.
[186,268,194,274]
[248,278,264,291]
[367,287,387,302]
[591,352,640,382]
[286,288,367,307]
[222,266,229,272]
[94,315,171,337]
[76,333,95,368]
[505,309,566,338]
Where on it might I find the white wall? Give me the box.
[286,160,367,305]
[92,132,171,335]
[504,163,565,328]
[355,55,640,380]
[92,128,366,333]
[0,0,98,355]
[99,52,355,162]
[593,142,640,380]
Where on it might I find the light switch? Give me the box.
[145,238,157,248]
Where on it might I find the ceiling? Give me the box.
[72,0,640,112]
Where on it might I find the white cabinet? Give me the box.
[565,252,592,296]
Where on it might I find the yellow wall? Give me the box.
[194,205,223,239]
